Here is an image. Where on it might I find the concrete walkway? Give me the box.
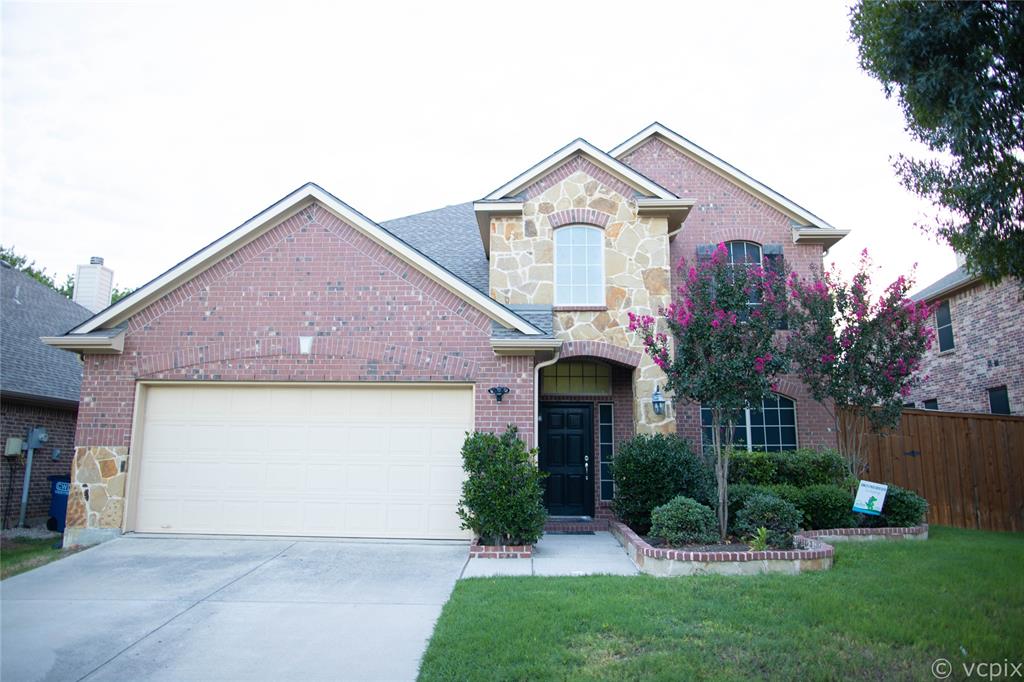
[1,536,467,682]
[462,531,638,578]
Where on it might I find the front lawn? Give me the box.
[0,536,76,579]
[420,527,1023,681]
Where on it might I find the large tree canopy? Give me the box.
[850,1,1024,284]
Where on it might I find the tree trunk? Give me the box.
[711,407,733,542]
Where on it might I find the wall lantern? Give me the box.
[652,385,666,416]
[488,386,510,402]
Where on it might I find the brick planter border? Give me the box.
[611,521,928,576]
[800,525,929,542]
[468,541,533,559]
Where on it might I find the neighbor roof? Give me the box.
[911,266,981,302]
[1,262,91,406]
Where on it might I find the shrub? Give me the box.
[650,496,718,546]
[795,484,857,530]
[766,483,804,507]
[456,427,547,545]
[727,483,773,532]
[862,485,928,528]
[613,434,712,533]
[734,492,803,549]
[729,451,777,486]
[729,449,847,487]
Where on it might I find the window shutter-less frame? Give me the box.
[763,244,787,330]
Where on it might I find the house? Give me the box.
[906,262,1022,415]
[43,122,847,546]
[0,261,92,528]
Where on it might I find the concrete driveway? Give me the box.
[1,536,468,681]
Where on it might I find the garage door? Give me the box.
[131,384,473,539]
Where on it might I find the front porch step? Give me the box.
[545,517,610,533]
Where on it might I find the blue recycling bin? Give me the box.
[47,475,71,533]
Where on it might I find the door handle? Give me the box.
[585,455,590,480]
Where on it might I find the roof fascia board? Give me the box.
[610,123,841,232]
[69,184,543,337]
[792,227,852,250]
[490,338,563,356]
[483,138,676,201]
[40,329,126,354]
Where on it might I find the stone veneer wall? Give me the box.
[906,278,1023,414]
[489,155,674,435]
[621,138,837,449]
[66,201,538,545]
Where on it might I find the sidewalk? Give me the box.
[462,531,638,578]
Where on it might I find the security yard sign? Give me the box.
[853,480,889,515]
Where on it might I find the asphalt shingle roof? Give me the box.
[1,262,92,404]
[491,305,555,340]
[911,266,979,302]
[381,203,489,294]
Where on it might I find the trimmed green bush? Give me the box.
[613,434,712,533]
[650,496,718,546]
[457,427,547,545]
[796,484,857,530]
[734,492,803,549]
[729,449,846,487]
[861,485,928,528]
[727,483,772,533]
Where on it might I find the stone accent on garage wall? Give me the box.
[488,160,674,435]
[63,446,128,546]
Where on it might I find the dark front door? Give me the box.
[539,403,594,516]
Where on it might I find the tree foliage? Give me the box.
[629,244,789,540]
[850,1,1024,284]
[787,250,935,479]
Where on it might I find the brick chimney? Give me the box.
[73,256,113,313]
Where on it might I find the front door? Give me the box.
[539,403,594,516]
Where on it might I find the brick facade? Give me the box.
[907,278,1023,414]
[68,201,536,541]
[620,137,837,450]
[0,400,77,527]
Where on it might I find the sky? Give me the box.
[2,0,958,297]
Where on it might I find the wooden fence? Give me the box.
[841,409,1024,532]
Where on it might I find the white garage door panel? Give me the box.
[133,385,473,539]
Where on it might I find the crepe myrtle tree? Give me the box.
[629,243,788,541]
[787,250,935,481]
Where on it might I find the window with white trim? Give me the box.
[701,394,798,453]
[554,225,604,307]
[599,403,614,500]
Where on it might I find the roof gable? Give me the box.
[56,184,543,345]
[482,138,677,201]
[610,122,842,232]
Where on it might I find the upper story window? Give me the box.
[726,240,763,267]
[935,300,955,352]
[554,226,604,307]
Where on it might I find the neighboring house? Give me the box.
[0,262,92,527]
[906,263,1022,415]
[43,122,848,545]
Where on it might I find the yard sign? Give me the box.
[853,480,888,515]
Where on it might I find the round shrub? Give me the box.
[875,486,928,527]
[650,496,718,546]
[726,483,773,533]
[734,492,803,549]
[772,449,847,487]
[613,434,712,533]
[766,483,804,507]
[794,484,856,530]
[457,427,547,545]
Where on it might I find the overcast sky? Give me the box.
[3,0,957,297]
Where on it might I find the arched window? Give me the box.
[554,226,604,307]
[701,393,797,453]
[726,240,763,267]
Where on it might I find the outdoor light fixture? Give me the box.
[488,386,510,402]
[652,385,666,415]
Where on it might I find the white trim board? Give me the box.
[610,122,843,233]
[58,183,543,341]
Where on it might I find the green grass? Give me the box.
[0,536,75,579]
[419,527,1024,681]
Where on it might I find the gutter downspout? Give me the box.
[533,351,561,449]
